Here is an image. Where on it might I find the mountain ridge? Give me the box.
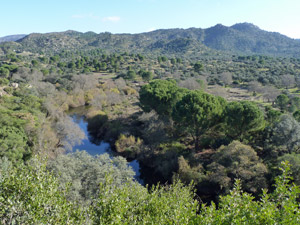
[2,23,300,58]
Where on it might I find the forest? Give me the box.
[1,26,300,224]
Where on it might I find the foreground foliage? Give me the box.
[1,157,299,224]
[47,151,135,204]
[0,158,86,224]
[197,161,300,224]
[93,178,198,224]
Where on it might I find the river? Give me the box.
[70,113,144,184]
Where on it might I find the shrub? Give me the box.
[0,157,86,224]
[93,178,198,224]
[115,134,143,157]
[47,151,135,204]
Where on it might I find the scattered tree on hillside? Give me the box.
[194,62,204,73]
[275,94,289,111]
[281,74,295,89]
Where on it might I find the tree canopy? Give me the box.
[172,90,225,151]
[139,79,186,117]
[224,101,265,141]
[207,141,268,194]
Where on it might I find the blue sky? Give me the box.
[1,0,300,38]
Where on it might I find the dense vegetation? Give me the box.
[1,158,299,224]
[1,24,300,223]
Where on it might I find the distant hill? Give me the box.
[0,34,27,43]
[16,29,219,58]
[3,23,300,58]
[204,23,300,56]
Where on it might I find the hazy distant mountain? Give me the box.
[203,23,300,56]
[0,34,27,43]
[4,23,300,58]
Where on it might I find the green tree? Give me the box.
[139,79,186,117]
[194,62,204,73]
[31,59,39,67]
[68,61,76,69]
[50,55,60,63]
[41,69,49,76]
[172,90,224,151]
[289,96,300,112]
[224,101,265,141]
[275,94,289,111]
[207,141,268,194]
[269,114,300,155]
[265,105,282,124]
[100,62,107,70]
[0,109,31,163]
[293,109,300,122]
[141,71,153,81]
[161,56,168,62]
[0,67,10,78]
[125,70,136,80]
[0,126,29,163]
[0,78,9,85]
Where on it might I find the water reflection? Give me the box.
[70,113,143,184]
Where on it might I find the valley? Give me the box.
[1,23,300,223]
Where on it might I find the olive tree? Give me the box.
[269,114,300,155]
[207,141,268,194]
[47,151,135,204]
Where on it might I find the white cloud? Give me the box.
[102,16,121,22]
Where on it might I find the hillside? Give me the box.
[204,23,300,56]
[0,34,26,43]
[3,23,298,58]
[2,20,300,224]
[15,29,218,58]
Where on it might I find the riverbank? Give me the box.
[68,108,144,184]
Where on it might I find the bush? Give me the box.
[177,156,205,185]
[207,141,268,194]
[123,86,137,95]
[115,134,143,157]
[0,158,86,224]
[0,78,9,85]
[93,178,198,224]
[197,162,300,224]
[3,86,13,94]
[47,151,135,204]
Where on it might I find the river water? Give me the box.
[70,114,143,184]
